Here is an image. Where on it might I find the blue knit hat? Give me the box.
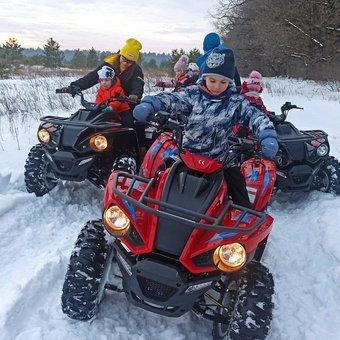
[202,48,235,83]
[203,32,221,52]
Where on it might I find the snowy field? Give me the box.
[0,77,340,340]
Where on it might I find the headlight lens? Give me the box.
[38,129,50,143]
[90,135,108,151]
[213,243,246,272]
[103,205,130,237]
[317,144,328,156]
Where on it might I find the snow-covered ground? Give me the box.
[0,77,340,340]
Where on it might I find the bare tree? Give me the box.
[210,0,340,80]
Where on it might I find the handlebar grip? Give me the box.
[55,89,63,93]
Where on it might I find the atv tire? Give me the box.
[61,220,109,320]
[312,156,340,195]
[212,261,274,340]
[24,144,57,196]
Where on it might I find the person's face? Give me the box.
[204,75,229,95]
[100,78,113,90]
[192,70,199,76]
[120,55,134,68]
[175,70,183,78]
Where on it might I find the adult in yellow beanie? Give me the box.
[70,38,144,104]
[69,38,146,157]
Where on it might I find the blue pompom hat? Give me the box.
[203,32,221,52]
[202,48,235,83]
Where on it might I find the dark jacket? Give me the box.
[182,74,199,87]
[71,54,144,99]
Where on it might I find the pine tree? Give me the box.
[87,47,98,68]
[70,49,87,69]
[42,38,64,68]
[2,37,23,63]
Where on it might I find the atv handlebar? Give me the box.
[269,102,304,126]
[55,88,139,112]
[281,101,303,112]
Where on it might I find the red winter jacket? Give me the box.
[232,81,269,136]
[95,77,130,114]
[240,81,269,114]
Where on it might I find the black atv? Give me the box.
[24,88,140,197]
[269,102,340,195]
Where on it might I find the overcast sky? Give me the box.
[0,0,217,54]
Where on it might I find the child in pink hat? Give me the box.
[240,70,269,114]
[233,70,269,137]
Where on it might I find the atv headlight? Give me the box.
[317,144,328,157]
[103,205,130,237]
[213,243,246,272]
[38,129,50,143]
[90,135,108,151]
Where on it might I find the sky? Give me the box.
[1,77,340,339]
[0,0,217,54]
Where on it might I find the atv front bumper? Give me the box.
[113,241,220,317]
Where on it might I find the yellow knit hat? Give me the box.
[120,38,142,62]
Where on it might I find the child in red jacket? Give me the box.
[95,66,134,127]
[233,70,269,137]
[240,70,269,114]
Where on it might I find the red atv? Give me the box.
[61,112,276,340]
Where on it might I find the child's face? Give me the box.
[204,76,229,95]
[100,78,113,90]
[175,70,183,78]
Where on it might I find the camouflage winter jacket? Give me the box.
[151,84,275,159]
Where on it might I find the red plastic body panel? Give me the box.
[242,158,276,211]
[103,140,276,274]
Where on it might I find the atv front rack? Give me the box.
[112,172,266,234]
[40,116,123,129]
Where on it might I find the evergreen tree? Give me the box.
[0,57,11,79]
[87,47,98,68]
[188,48,202,64]
[138,53,145,67]
[70,49,87,69]
[159,59,172,72]
[42,38,64,68]
[25,54,43,66]
[145,58,158,70]
[99,51,112,61]
[2,37,23,63]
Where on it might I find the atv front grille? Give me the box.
[191,250,214,267]
[137,277,178,302]
[56,161,73,172]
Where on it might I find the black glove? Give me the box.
[60,85,81,98]
[128,94,139,103]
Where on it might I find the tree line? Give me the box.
[0,37,202,79]
[211,0,340,80]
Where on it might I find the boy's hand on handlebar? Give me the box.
[133,103,154,121]
[258,130,279,159]
[133,96,161,121]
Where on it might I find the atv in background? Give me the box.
[268,102,340,195]
[24,88,140,197]
[61,111,276,340]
